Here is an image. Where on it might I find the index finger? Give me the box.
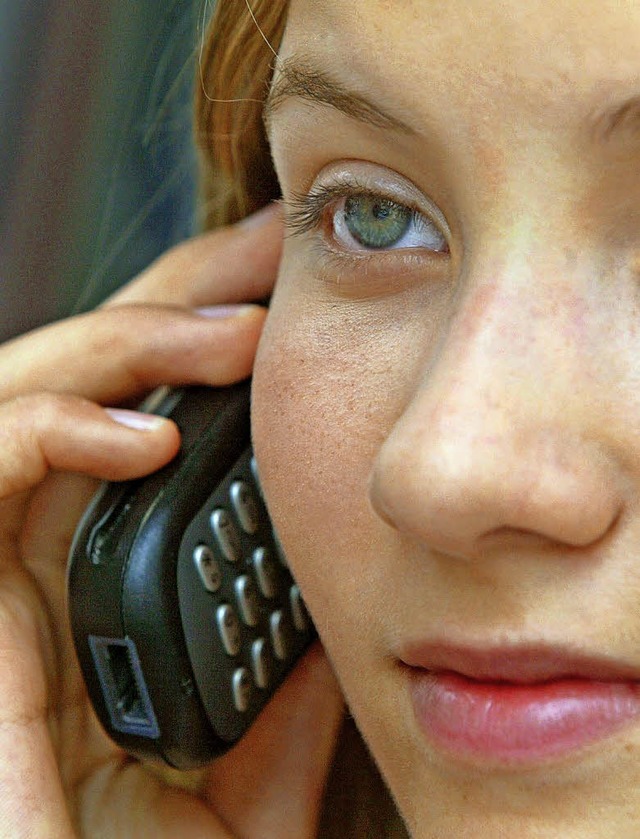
[107,203,283,309]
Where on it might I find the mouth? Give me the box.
[399,641,640,766]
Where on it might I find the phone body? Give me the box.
[67,382,315,769]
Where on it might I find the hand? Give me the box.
[0,206,344,839]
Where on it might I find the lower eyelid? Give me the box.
[311,229,449,270]
[309,245,449,298]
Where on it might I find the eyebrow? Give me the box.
[265,55,640,150]
[263,56,415,136]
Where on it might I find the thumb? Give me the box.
[203,643,344,839]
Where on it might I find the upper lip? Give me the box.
[398,641,640,684]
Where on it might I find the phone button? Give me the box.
[235,575,260,627]
[290,584,310,633]
[250,456,263,495]
[216,604,242,656]
[273,527,289,568]
[269,610,292,661]
[232,667,253,713]
[252,547,279,599]
[193,545,222,593]
[230,481,260,535]
[211,509,242,563]
[251,637,272,689]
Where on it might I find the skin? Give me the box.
[253,0,640,836]
[0,207,344,839]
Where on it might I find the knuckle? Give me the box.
[0,393,95,496]
[83,306,171,363]
[10,391,78,425]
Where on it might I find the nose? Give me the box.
[368,259,624,560]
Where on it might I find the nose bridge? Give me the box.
[427,239,586,425]
[369,238,622,558]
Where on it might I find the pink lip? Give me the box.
[401,642,640,765]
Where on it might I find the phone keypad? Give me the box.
[179,447,316,746]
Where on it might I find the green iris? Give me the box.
[344,196,412,249]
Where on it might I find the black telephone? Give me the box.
[67,382,315,769]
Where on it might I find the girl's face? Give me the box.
[252,1,640,835]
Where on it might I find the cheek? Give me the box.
[252,314,373,596]
[250,257,450,694]
[251,293,412,635]
[251,298,438,806]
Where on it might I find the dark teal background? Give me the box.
[1,0,203,341]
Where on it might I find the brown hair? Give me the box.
[195,0,288,229]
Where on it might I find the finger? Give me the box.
[107,203,282,309]
[76,761,235,839]
[0,304,266,405]
[0,575,76,839]
[0,393,181,498]
[203,644,345,839]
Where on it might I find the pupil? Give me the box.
[344,196,411,249]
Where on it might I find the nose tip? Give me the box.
[368,409,622,559]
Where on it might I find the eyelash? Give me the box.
[284,177,447,253]
[285,180,368,237]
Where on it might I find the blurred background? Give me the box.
[0,0,203,342]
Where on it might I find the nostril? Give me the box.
[368,413,626,560]
[479,504,623,553]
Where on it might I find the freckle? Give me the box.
[473,138,506,190]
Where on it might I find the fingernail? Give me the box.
[238,202,280,231]
[195,304,261,318]
[105,408,167,431]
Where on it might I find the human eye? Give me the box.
[284,171,449,257]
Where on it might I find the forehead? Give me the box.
[281,0,640,127]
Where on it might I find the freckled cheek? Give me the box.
[252,327,359,520]
[251,312,391,615]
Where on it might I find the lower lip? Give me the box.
[410,671,640,765]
